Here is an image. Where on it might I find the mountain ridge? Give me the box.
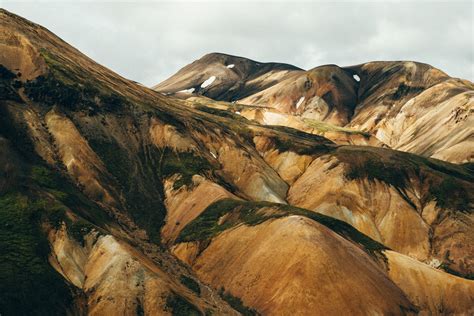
[156,53,473,163]
[153,52,303,101]
[1,8,473,316]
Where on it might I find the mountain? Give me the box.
[153,52,301,101]
[1,9,474,316]
[345,61,474,163]
[156,55,473,164]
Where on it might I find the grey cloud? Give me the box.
[3,1,473,86]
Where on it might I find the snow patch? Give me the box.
[201,76,216,88]
[177,87,195,94]
[235,111,241,115]
[296,97,305,109]
[353,74,360,82]
[227,64,235,69]
[427,258,442,268]
[375,128,388,143]
[210,151,217,159]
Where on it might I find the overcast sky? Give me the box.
[3,1,473,86]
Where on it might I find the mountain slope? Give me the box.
[239,60,473,163]
[347,61,474,163]
[175,214,415,315]
[157,55,474,164]
[172,199,473,315]
[239,64,359,126]
[1,9,473,316]
[153,52,301,101]
[184,96,385,147]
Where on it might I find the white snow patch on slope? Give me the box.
[210,151,217,159]
[227,64,235,69]
[201,76,216,88]
[427,258,442,268]
[353,74,360,82]
[177,87,195,94]
[296,97,305,109]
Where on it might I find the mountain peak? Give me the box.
[153,52,302,100]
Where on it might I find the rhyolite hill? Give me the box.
[1,8,473,316]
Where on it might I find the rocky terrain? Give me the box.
[159,55,473,164]
[1,9,473,316]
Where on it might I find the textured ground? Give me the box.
[1,8,473,316]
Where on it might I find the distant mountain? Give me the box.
[157,56,473,163]
[153,52,301,101]
[1,9,473,316]
[346,61,474,163]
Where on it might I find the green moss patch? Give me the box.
[0,104,40,162]
[24,73,127,113]
[177,198,386,257]
[24,49,129,113]
[176,199,259,242]
[429,177,469,211]
[0,193,72,315]
[161,149,213,190]
[29,165,112,229]
[28,166,104,246]
[188,106,255,144]
[0,162,107,313]
[195,104,249,123]
[180,275,201,295]
[257,125,333,155]
[333,146,472,212]
[440,263,474,280]
[303,118,370,137]
[83,137,216,242]
[165,292,202,316]
[343,154,408,189]
[87,139,167,242]
[0,64,22,102]
[219,288,258,316]
[87,139,132,187]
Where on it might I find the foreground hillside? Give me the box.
[1,9,473,316]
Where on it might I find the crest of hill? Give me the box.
[153,52,303,101]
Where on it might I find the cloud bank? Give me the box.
[4,1,473,86]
